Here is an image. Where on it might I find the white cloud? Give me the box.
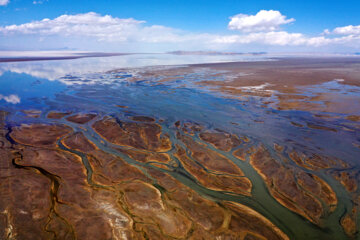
[228,10,295,32]
[0,0,9,6]
[212,31,333,46]
[33,0,47,4]
[0,94,20,104]
[322,29,331,35]
[0,11,359,51]
[333,25,360,35]
[0,12,186,43]
[1,12,142,38]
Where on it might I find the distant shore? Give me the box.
[0,52,132,63]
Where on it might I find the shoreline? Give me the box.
[0,52,133,63]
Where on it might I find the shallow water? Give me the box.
[1,54,359,239]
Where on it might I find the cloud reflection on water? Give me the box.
[0,94,20,104]
[0,54,268,84]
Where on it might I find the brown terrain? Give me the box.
[249,146,337,224]
[1,57,360,239]
[125,57,360,117]
[47,111,72,119]
[0,111,293,239]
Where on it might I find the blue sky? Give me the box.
[0,0,359,52]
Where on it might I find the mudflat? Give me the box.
[0,56,359,239]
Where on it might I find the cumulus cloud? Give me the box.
[0,11,359,51]
[0,0,9,6]
[0,94,20,104]
[0,12,186,43]
[322,29,331,35]
[1,12,142,38]
[228,10,295,32]
[332,25,360,35]
[318,25,360,47]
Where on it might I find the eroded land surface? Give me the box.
[1,57,360,239]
